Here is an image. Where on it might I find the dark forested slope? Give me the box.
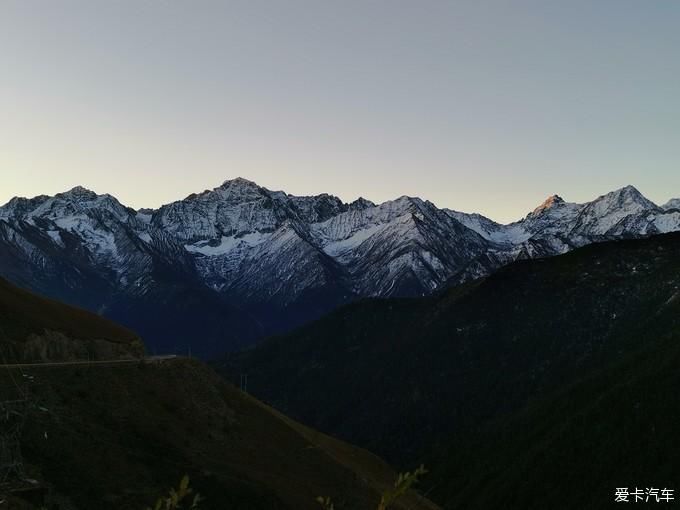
[227,233,680,489]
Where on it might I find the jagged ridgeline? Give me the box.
[1,179,679,357]
[0,276,143,363]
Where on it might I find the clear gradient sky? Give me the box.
[1,1,679,222]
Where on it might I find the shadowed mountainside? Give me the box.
[0,276,143,362]
[429,316,680,509]
[226,233,680,508]
[0,281,437,510]
[7,360,438,510]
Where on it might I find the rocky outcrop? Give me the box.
[0,330,144,363]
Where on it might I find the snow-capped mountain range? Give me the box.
[1,178,678,356]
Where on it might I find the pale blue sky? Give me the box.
[1,0,678,222]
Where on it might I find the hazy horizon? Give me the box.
[2,0,679,223]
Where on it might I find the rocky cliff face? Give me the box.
[4,330,144,363]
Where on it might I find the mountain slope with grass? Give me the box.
[0,283,437,510]
[0,276,143,362]
[8,360,438,510]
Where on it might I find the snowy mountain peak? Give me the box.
[603,185,655,208]
[53,187,131,216]
[349,197,376,210]
[391,195,427,210]
[219,177,260,190]
[662,198,680,210]
[620,184,643,194]
[532,194,565,215]
[0,195,50,219]
[564,185,661,239]
[59,186,99,201]
[583,186,659,218]
[0,185,132,223]
[524,194,580,231]
[179,178,268,205]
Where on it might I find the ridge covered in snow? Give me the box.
[2,178,679,353]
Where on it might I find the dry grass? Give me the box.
[4,359,437,510]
